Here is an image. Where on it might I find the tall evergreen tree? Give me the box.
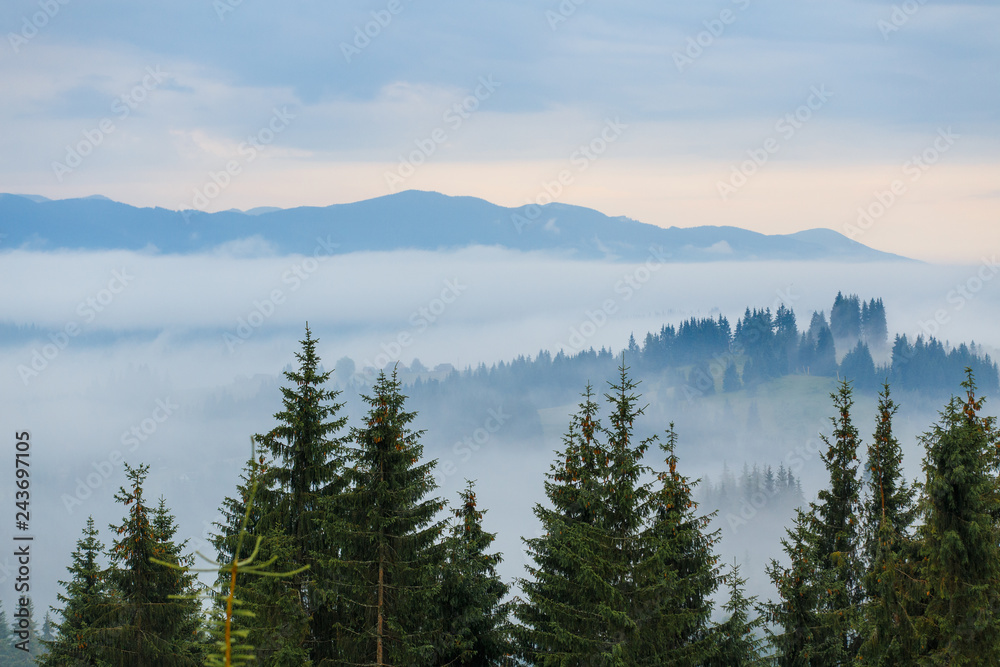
[723,361,741,392]
[212,456,312,666]
[330,368,446,667]
[515,385,614,665]
[765,508,821,665]
[104,463,204,666]
[632,424,719,664]
[40,516,114,666]
[913,370,1000,663]
[810,379,864,662]
[434,481,513,666]
[602,360,657,661]
[813,327,838,376]
[250,325,348,663]
[707,561,766,666]
[858,382,920,664]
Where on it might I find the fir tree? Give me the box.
[632,424,719,664]
[515,385,614,664]
[434,481,513,666]
[40,516,113,666]
[723,360,742,392]
[810,379,864,662]
[8,598,40,665]
[764,508,821,665]
[330,368,446,667]
[706,561,766,666]
[211,457,312,666]
[914,370,1000,663]
[252,325,348,663]
[857,382,919,664]
[104,463,204,666]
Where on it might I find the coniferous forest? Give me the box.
[8,307,999,666]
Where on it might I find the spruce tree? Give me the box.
[515,385,613,665]
[252,325,348,663]
[764,508,821,665]
[435,481,513,666]
[602,360,656,661]
[858,382,919,664]
[212,457,312,666]
[104,463,204,666]
[330,368,446,666]
[632,424,719,664]
[810,379,864,662]
[914,370,1000,663]
[7,598,40,666]
[706,561,766,666]
[40,516,113,666]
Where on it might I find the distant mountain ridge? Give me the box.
[0,190,912,262]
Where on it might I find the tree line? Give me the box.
[395,293,997,441]
[13,325,1000,665]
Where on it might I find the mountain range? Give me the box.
[0,190,911,262]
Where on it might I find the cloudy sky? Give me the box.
[2,0,998,261]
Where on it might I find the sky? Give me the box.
[2,0,998,262]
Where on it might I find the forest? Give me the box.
[5,310,1000,666]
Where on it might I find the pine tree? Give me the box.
[104,463,204,666]
[601,359,657,661]
[330,368,446,667]
[723,360,741,392]
[40,516,114,666]
[212,457,312,666]
[810,379,864,662]
[251,325,348,663]
[813,327,838,376]
[764,508,821,665]
[858,382,919,664]
[434,481,513,666]
[706,561,766,666]
[516,385,613,664]
[7,598,40,665]
[913,370,1000,663]
[632,424,719,664]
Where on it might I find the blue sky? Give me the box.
[2,0,998,260]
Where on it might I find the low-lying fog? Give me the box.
[2,245,998,613]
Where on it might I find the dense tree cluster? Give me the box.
[394,294,996,436]
[27,320,1000,666]
[765,373,1000,665]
